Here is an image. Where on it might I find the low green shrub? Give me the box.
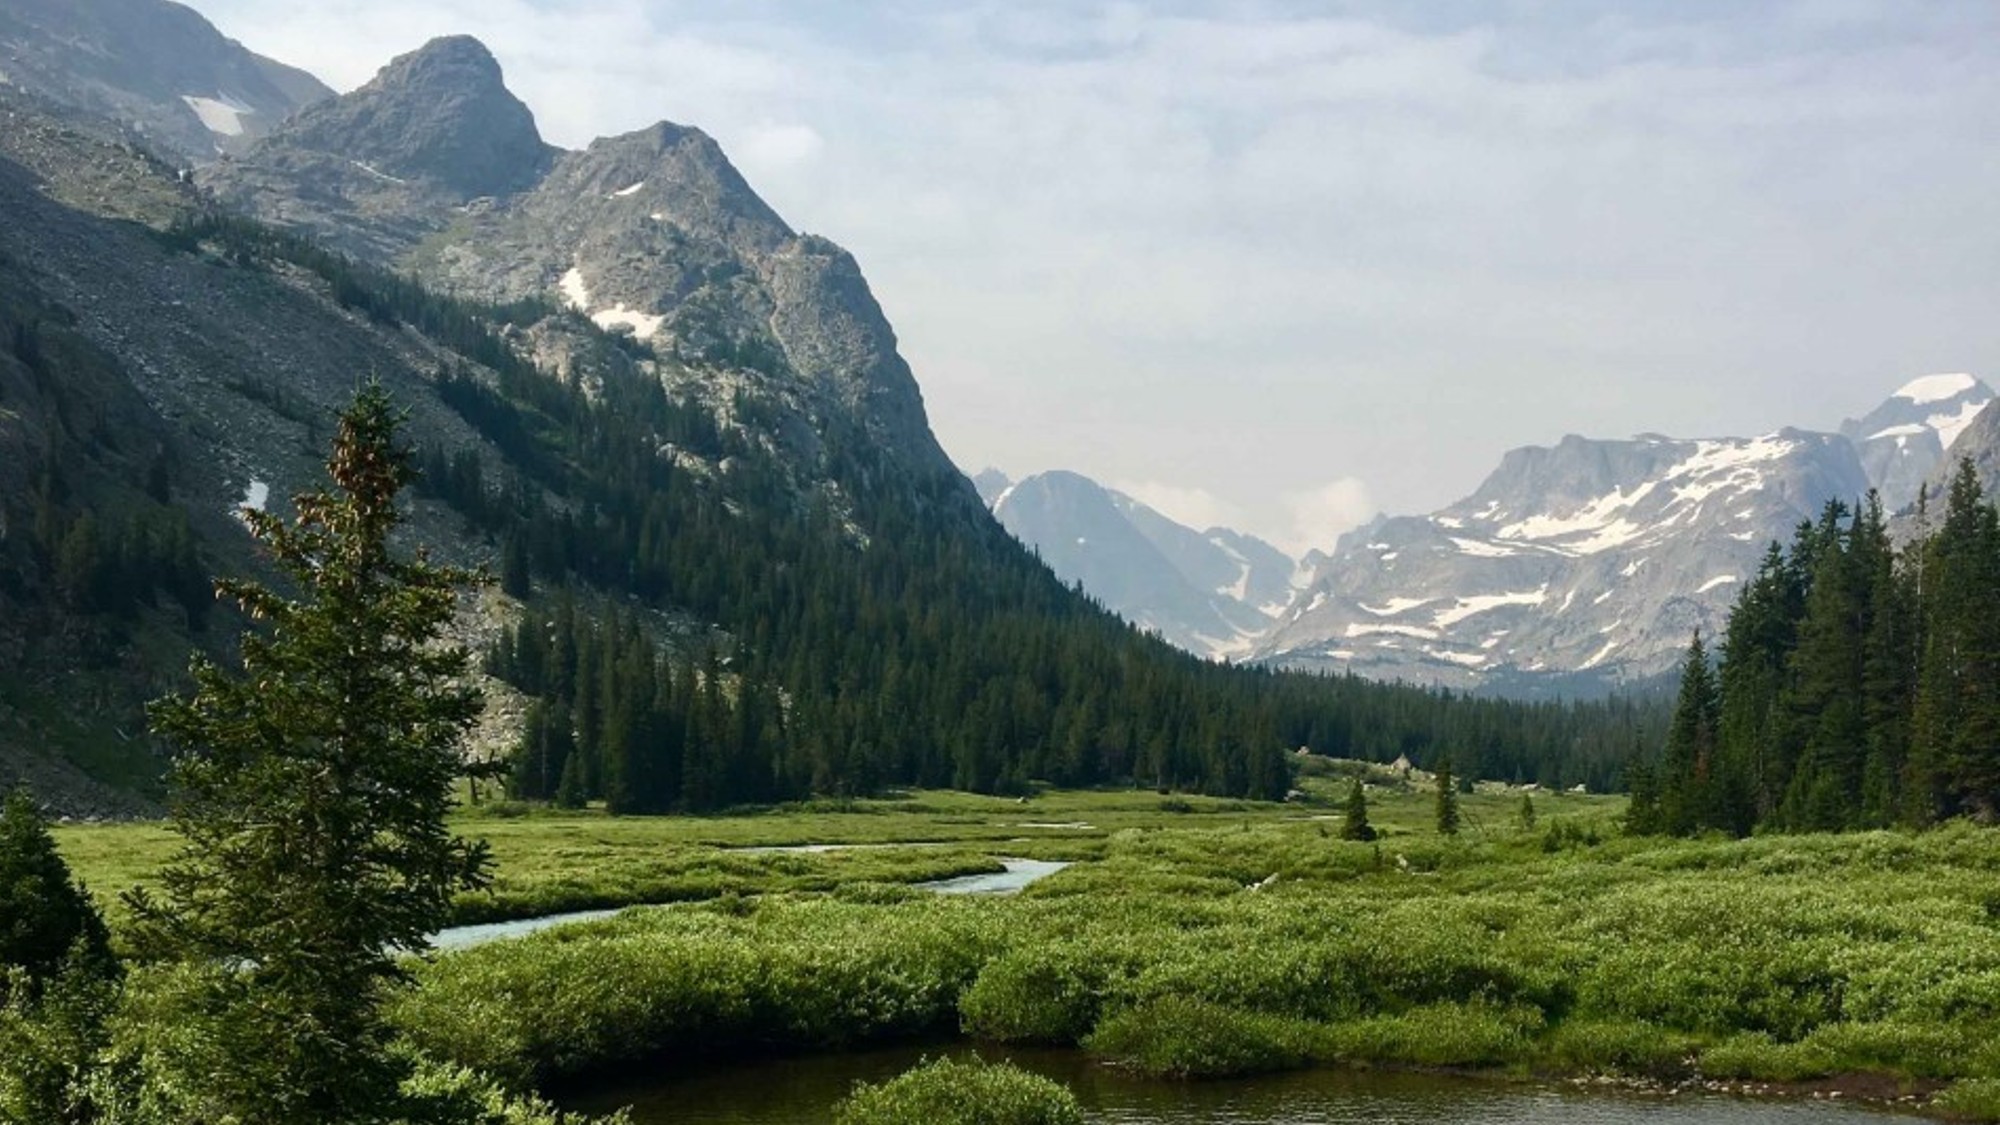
[392,899,1002,1085]
[832,1056,1081,1125]
[1936,1078,2000,1122]
[1697,1032,1836,1082]
[1085,996,1310,1078]
[399,1052,630,1124]
[960,946,1107,1044]
[1794,1019,1975,1079]
[1315,1003,1538,1068]
[1543,1018,1700,1077]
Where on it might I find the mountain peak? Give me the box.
[272,33,551,198]
[1841,373,1993,508]
[1894,372,1982,406]
[393,34,502,74]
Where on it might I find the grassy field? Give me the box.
[72,764,2000,1118]
[56,757,1558,924]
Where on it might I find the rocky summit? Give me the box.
[269,35,553,200]
[204,36,948,473]
[1840,373,1994,511]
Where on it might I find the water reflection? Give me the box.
[565,1043,1922,1125]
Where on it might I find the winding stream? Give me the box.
[427,853,1068,950]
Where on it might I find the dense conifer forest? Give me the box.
[14,210,1669,810]
[1637,464,2000,835]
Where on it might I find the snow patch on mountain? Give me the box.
[1433,587,1549,629]
[1896,372,1979,406]
[558,265,663,338]
[1930,399,1985,451]
[1254,425,1873,690]
[182,94,251,137]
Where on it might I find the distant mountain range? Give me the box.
[988,375,1995,695]
[977,470,1299,659]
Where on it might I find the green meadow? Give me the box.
[56,764,2000,1118]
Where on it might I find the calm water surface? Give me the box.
[563,1043,1922,1125]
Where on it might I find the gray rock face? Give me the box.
[1256,429,1873,689]
[200,36,556,263]
[986,470,1299,659]
[209,42,953,473]
[1840,373,1993,511]
[0,0,329,161]
[277,36,551,200]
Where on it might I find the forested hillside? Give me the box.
[1641,464,2000,834]
[0,88,1666,813]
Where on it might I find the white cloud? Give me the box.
[1111,480,1233,532]
[190,0,2000,526]
[735,122,825,175]
[1281,479,1377,558]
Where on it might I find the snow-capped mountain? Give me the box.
[1841,373,1994,510]
[1255,429,1874,690]
[982,470,1299,659]
[1254,376,1993,691]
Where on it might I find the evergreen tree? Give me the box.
[1716,542,1803,826]
[1856,494,1916,826]
[131,383,492,1124]
[1622,758,1662,836]
[1518,792,1537,832]
[1779,503,1868,832]
[1340,778,1376,842]
[499,532,532,599]
[1659,633,1721,834]
[0,793,119,1125]
[1911,459,2000,820]
[1434,762,1460,836]
[0,790,115,1000]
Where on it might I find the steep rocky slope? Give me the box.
[204,36,951,478]
[0,0,328,160]
[0,90,576,813]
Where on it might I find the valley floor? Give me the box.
[54,769,2000,1122]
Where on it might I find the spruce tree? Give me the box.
[1623,758,1662,835]
[1660,633,1721,834]
[0,790,119,1125]
[1434,761,1460,836]
[1911,459,2000,820]
[1341,778,1376,841]
[0,790,115,1001]
[131,383,492,1124]
[1716,543,1803,826]
[1779,504,1868,831]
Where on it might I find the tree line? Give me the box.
[158,207,1666,806]
[1635,462,2000,835]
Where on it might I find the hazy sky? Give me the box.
[195,0,2000,556]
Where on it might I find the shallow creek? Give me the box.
[427,849,1068,950]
